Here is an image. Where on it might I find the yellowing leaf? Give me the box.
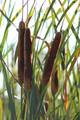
[0,98,3,120]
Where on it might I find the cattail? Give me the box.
[51,70,58,95]
[18,21,25,85]
[24,28,32,92]
[40,32,62,92]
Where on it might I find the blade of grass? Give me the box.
[66,45,80,68]
[65,46,80,92]
[0,9,17,29]
[56,0,77,29]
[43,21,52,39]
[0,98,3,120]
[1,61,17,120]
[58,0,80,44]
[0,0,6,25]
[34,86,47,120]
[33,1,44,37]
[0,0,29,30]
[38,0,55,35]
[3,44,13,58]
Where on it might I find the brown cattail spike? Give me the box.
[18,21,25,85]
[40,32,62,92]
[24,28,32,92]
[51,70,58,95]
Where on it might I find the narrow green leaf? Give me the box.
[56,0,77,29]
[2,62,17,120]
[0,0,6,25]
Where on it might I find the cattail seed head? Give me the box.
[24,28,32,92]
[40,32,61,92]
[18,21,25,85]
